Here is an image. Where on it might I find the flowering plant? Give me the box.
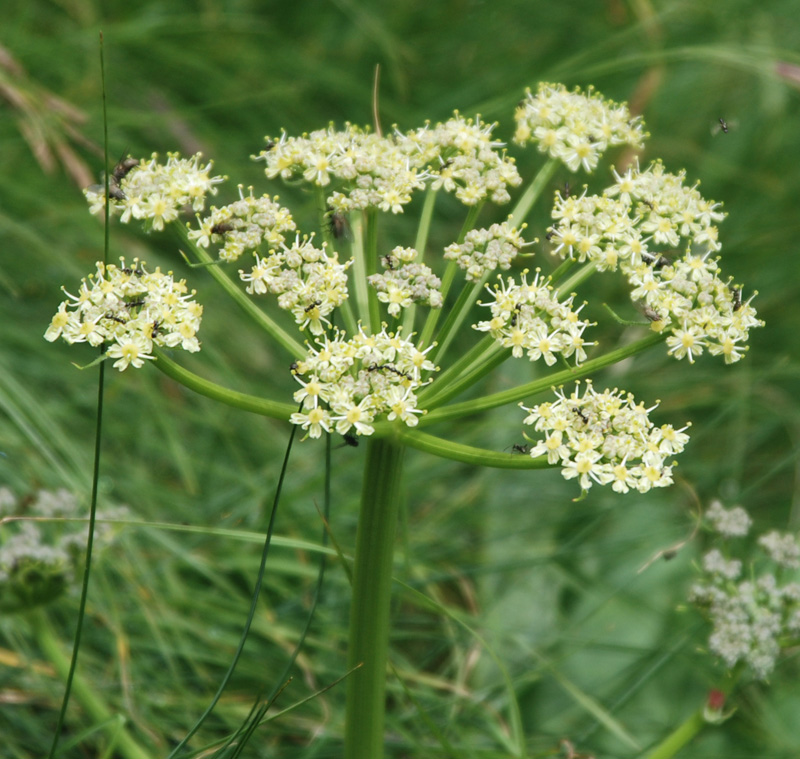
[45,82,763,759]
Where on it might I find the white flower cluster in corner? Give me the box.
[521,380,690,494]
[84,153,224,230]
[367,246,443,317]
[45,258,203,370]
[513,82,647,172]
[691,500,800,680]
[290,327,437,439]
[475,270,594,364]
[547,160,764,363]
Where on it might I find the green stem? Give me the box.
[152,348,295,421]
[171,222,306,360]
[364,208,381,332]
[507,157,559,229]
[350,213,371,327]
[640,707,705,759]
[33,609,151,759]
[420,331,667,425]
[428,278,486,366]
[418,203,483,348]
[402,188,439,336]
[344,437,406,759]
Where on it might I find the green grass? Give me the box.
[2,1,800,757]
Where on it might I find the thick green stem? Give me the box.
[344,437,406,759]
[507,157,559,229]
[32,608,151,759]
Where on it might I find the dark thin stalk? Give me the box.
[47,33,110,759]
[166,412,300,758]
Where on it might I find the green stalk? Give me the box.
[418,203,483,349]
[364,208,381,332]
[349,213,371,327]
[640,708,706,759]
[402,188,439,336]
[507,157,559,229]
[344,437,406,759]
[420,331,667,425]
[33,609,151,759]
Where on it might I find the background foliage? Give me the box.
[1,1,799,757]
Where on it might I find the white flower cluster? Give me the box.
[548,161,763,364]
[290,327,437,439]
[444,221,528,281]
[475,270,594,364]
[0,487,127,612]
[521,380,690,494]
[367,246,443,317]
[691,501,800,679]
[255,124,427,214]
[85,153,224,230]
[238,234,351,335]
[401,113,522,205]
[44,258,203,371]
[513,82,647,172]
[187,186,297,262]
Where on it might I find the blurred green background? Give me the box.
[1,1,799,757]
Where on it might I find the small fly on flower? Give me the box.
[327,208,351,240]
[211,221,234,235]
[89,155,139,200]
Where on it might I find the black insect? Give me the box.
[304,300,322,313]
[718,117,729,134]
[572,406,589,424]
[732,286,742,311]
[342,432,359,448]
[328,208,351,240]
[561,181,571,199]
[545,230,556,242]
[151,320,161,339]
[264,140,276,151]
[124,299,146,309]
[103,313,127,324]
[368,363,412,380]
[381,254,397,270]
[113,156,139,182]
[211,222,234,235]
[510,443,530,454]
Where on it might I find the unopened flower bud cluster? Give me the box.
[367,246,443,317]
[44,258,203,371]
[513,82,647,173]
[521,380,690,494]
[691,500,800,679]
[0,487,127,612]
[290,327,437,439]
[188,186,296,262]
[401,113,522,205]
[547,160,763,364]
[475,270,594,364]
[238,234,351,335]
[444,221,529,281]
[85,152,224,230]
